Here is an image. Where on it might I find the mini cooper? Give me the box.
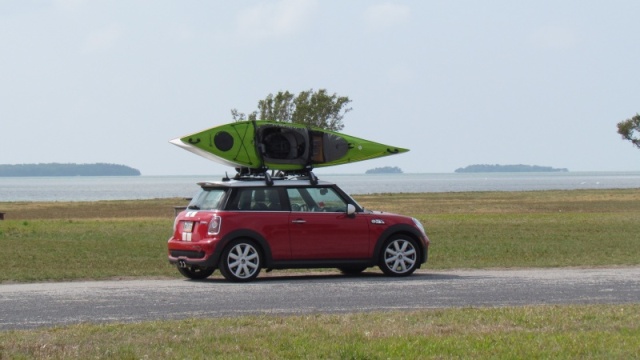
[168,174,429,282]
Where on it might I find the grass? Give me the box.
[1,189,639,358]
[358,189,640,269]
[428,212,640,268]
[1,219,173,282]
[0,198,183,282]
[1,304,638,359]
[1,189,639,282]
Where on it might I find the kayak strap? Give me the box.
[228,123,255,166]
[250,120,265,168]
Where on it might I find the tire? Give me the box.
[379,236,419,277]
[219,239,262,282]
[177,265,215,280]
[338,266,367,275]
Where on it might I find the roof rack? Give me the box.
[227,167,319,186]
[284,165,318,184]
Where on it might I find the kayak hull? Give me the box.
[171,121,408,171]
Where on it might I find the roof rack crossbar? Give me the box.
[228,166,320,186]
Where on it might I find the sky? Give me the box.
[1,0,639,175]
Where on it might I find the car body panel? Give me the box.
[288,211,370,259]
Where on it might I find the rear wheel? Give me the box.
[379,236,419,276]
[219,239,262,282]
[177,265,215,280]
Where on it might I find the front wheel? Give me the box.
[177,265,215,280]
[219,239,262,282]
[379,237,419,277]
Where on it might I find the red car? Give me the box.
[168,174,429,282]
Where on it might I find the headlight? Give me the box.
[412,217,427,236]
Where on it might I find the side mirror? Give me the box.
[347,204,356,216]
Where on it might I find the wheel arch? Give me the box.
[214,229,274,268]
[373,224,427,264]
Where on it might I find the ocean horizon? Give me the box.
[1,171,640,202]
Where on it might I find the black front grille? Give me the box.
[170,250,205,259]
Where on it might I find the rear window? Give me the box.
[188,188,227,210]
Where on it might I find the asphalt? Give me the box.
[1,267,639,330]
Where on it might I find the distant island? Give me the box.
[366,166,403,174]
[0,163,141,177]
[455,164,568,173]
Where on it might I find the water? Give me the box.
[1,172,639,202]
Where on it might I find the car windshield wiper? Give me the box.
[187,205,200,210]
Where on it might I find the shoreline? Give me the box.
[1,186,640,206]
[2,171,640,202]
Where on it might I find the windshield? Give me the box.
[188,188,227,210]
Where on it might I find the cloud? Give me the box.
[83,23,124,53]
[530,25,578,50]
[235,0,318,40]
[364,3,411,31]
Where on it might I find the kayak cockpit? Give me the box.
[256,125,350,167]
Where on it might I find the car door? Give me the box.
[225,187,291,260]
[287,186,370,259]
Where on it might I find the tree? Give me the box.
[617,113,640,149]
[231,89,352,131]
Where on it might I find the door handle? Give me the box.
[291,219,306,224]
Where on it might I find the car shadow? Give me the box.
[187,270,467,284]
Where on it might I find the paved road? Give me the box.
[1,267,639,330]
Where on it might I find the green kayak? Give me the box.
[170,120,409,171]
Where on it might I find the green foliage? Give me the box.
[617,113,640,149]
[255,90,296,124]
[231,89,352,131]
[0,163,140,177]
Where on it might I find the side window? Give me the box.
[264,188,283,211]
[286,188,306,212]
[286,187,347,212]
[229,188,283,211]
